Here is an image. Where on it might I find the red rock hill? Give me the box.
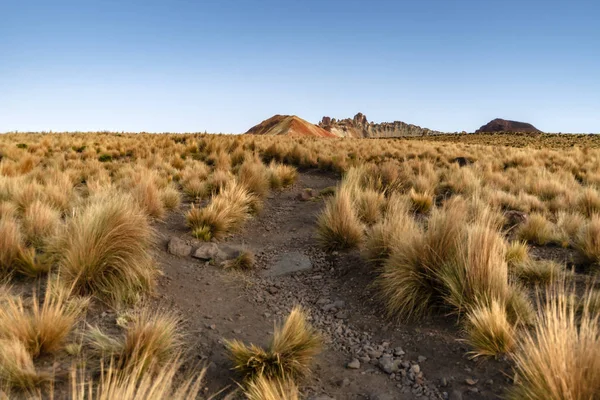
[245,115,336,138]
[476,118,541,133]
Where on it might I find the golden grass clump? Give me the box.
[160,185,181,210]
[511,259,568,285]
[505,241,530,267]
[0,338,46,391]
[577,187,600,217]
[226,306,321,380]
[509,286,600,399]
[69,357,204,400]
[516,213,556,245]
[238,159,270,198]
[316,187,364,251]
[52,196,156,306]
[0,288,86,358]
[223,250,255,270]
[130,172,166,219]
[575,214,600,267]
[88,309,181,376]
[354,188,386,225]
[243,375,299,400]
[186,182,256,241]
[22,200,61,248]
[465,298,516,359]
[268,162,297,189]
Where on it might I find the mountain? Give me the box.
[245,115,336,137]
[318,113,443,138]
[475,118,541,133]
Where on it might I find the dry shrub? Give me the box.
[555,211,585,247]
[226,306,321,380]
[52,196,156,306]
[517,213,556,245]
[244,375,299,400]
[88,309,180,376]
[509,286,600,399]
[239,160,270,198]
[0,338,46,391]
[316,187,364,251]
[575,214,600,267]
[0,217,46,278]
[160,186,181,210]
[465,299,516,359]
[0,288,86,358]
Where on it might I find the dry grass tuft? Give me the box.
[465,299,516,359]
[226,306,321,380]
[223,250,255,270]
[516,213,556,245]
[22,200,61,248]
[243,375,299,400]
[0,287,86,358]
[160,186,181,210]
[239,160,270,198]
[409,188,433,214]
[505,241,530,267]
[52,196,156,306]
[268,161,297,189]
[69,357,205,400]
[186,182,256,240]
[0,338,46,391]
[509,285,600,399]
[88,309,181,376]
[316,188,364,251]
[512,259,568,285]
[575,214,600,267]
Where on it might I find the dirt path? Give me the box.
[153,170,511,400]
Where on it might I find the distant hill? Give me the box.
[245,115,336,137]
[318,113,443,138]
[475,118,541,133]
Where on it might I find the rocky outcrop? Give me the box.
[318,113,442,138]
[245,115,336,137]
[475,118,541,133]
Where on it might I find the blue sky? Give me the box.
[1,0,599,133]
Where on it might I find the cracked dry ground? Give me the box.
[154,170,509,400]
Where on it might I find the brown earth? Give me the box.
[245,115,337,138]
[153,171,519,399]
[475,119,541,134]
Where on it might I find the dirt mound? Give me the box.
[245,115,337,137]
[475,118,541,133]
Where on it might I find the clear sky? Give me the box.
[1,0,599,133]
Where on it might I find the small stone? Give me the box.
[378,357,399,374]
[441,377,448,387]
[335,310,348,319]
[394,347,405,356]
[417,355,427,363]
[192,242,222,260]
[347,359,361,369]
[449,390,463,400]
[341,377,351,387]
[485,379,494,386]
[465,378,478,386]
[167,237,192,257]
[411,364,420,374]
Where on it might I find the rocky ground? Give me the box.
[154,170,514,400]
